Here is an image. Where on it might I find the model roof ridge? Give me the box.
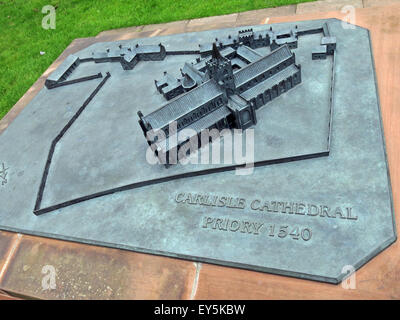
[240,64,300,100]
[143,79,223,130]
[235,44,291,73]
[233,44,292,86]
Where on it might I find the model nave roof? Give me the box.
[233,45,292,87]
[143,79,224,130]
[240,64,299,100]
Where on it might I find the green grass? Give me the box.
[0,0,315,119]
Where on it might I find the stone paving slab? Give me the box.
[0,231,17,280]
[236,5,296,26]
[96,25,144,38]
[193,263,392,299]
[0,290,20,300]
[186,13,238,32]
[0,235,197,299]
[297,0,363,14]
[141,20,189,33]
[364,0,400,7]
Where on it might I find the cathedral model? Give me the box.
[138,43,302,165]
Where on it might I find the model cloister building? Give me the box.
[138,43,301,165]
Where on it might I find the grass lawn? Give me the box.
[0,0,315,119]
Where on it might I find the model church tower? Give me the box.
[206,43,236,96]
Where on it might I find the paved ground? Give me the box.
[0,0,399,300]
